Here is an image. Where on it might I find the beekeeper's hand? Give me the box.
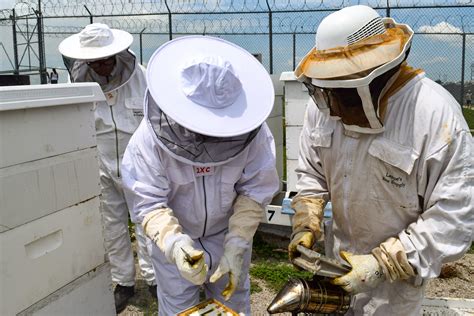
[171,239,208,285]
[289,196,324,261]
[331,251,385,293]
[288,231,315,261]
[210,244,245,301]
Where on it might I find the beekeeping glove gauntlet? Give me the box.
[288,196,325,261]
[332,251,385,293]
[210,195,264,300]
[142,208,208,285]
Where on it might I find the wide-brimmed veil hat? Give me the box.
[146,35,274,137]
[59,23,133,60]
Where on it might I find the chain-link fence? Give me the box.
[0,0,473,104]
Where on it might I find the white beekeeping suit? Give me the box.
[121,36,280,315]
[59,23,156,313]
[289,5,473,315]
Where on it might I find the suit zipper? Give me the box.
[199,177,212,269]
[109,105,120,177]
[202,177,208,236]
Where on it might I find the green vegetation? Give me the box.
[250,280,263,294]
[468,244,474,255]
[250,262,313,292]
[250,232,313,292]
[462,107,474,131]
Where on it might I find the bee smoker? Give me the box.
[267,276,351,314]
[267,245,352,314]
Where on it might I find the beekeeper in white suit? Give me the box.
[59,23,156,313]
[121,35,279,315]
[288,5,473,315]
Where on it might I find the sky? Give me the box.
[0,0,472,84]
[0,0,15,10]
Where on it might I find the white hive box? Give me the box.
[267,74,284,185]
[280,71,309,193]
[0,83,115,315]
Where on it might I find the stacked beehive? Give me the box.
[0,83,115,315]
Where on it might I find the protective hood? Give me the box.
[63,49,137,93]
[145,90,260,166]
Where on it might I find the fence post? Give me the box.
[164,0,172,40]
[84,5,93,24]
[386,0,391,17]
[292,31,296,71]
[460,33,466,106]
[139,27,146,65]
[35,0,48,84]
[11,9,19,75]
[265,0,273,74]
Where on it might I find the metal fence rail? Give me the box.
[0,0,473,104]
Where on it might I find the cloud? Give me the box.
[417,22,463,45]
[418,21,462,34]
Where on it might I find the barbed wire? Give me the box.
[6,12,471,36]
[4,0,472,17]
[1,0,472,33]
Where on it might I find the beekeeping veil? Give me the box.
[295,5,414,134]
[145,35,275,165]
[59,23,136,93]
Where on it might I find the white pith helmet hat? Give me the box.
[295,5,413,80]
[59,23,133,60]
[146,35,275,137]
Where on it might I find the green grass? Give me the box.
[462,107,474,131]
[250,280,263,294]
[250,262,313,292]
[250,232,312,292]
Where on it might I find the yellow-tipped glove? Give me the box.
[288,231,315,261]
[209,244,245,301]
[142,208,208,284]
[332,251,385,293]
[172,239,208,285]
[208,195,263,300]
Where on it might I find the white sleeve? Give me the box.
[121,126,170,224]
[399,130,473,281]
[235,123,280,206]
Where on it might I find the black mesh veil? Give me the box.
[146,91,260,165]
[62,50,136,93]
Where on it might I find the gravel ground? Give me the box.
[119,233,474,315]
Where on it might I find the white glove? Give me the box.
[171,239,208,285]
[331,251,385,293]
[209,243,245,301]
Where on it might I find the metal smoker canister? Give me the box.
[267,277,351,314]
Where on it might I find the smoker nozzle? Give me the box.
[267,277,351,314]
